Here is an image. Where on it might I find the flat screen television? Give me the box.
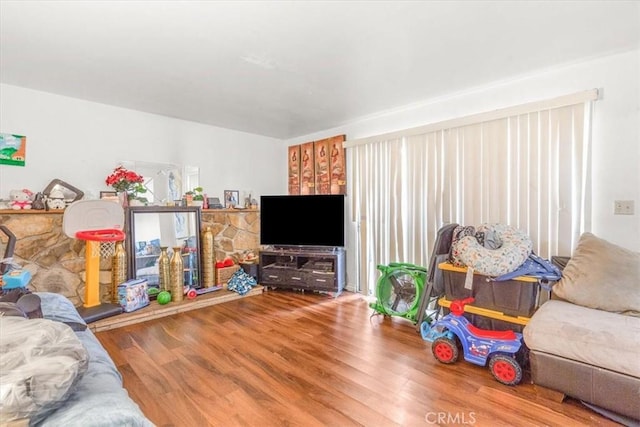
[260,195,345,248]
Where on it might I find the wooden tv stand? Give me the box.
[259,247,345,296]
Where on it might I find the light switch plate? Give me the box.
[614,200,634,215]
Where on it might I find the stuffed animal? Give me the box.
[9,189,33,210]
[46,189,66,210]
[31,192,46,210]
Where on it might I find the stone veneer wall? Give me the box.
[1,209,260,306]
[201,210,260,264]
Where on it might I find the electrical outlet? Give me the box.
[614,200,634,215]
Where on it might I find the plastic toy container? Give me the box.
[117,278,150,312]
[439,262,540,317]
[2,269,32,289]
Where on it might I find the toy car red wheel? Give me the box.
[489,354,522,386]
[432,337,459,364]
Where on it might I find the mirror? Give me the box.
[126,206,202,290]
[119,161,199,205]
[43,179,84,205]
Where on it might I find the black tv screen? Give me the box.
[260,195,345,248]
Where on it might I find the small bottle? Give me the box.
[170,246,184,302]
[158,246,170,292]
[111,241,127,304]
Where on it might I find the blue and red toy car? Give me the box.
[421,297,526,385]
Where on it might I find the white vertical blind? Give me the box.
[348,96,594,295]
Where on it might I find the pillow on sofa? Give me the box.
[0,316,89,425]
[553,232,640,316]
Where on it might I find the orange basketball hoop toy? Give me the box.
[76,229,125,305]
[63,200,126,322]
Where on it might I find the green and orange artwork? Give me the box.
[0,133,27,167]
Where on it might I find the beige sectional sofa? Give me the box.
[523,233,640,422]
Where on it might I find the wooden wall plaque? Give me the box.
[328,135,346,194]
[314,138,331,194]
[300,141,315,195]
[288,145,301,195]
[289,135,345,196]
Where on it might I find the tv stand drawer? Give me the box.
[261,268,291,285]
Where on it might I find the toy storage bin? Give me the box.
[117,278,150,312]
[439,262,540,317]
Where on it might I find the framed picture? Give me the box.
[224,190,239,208]
[0,133,27,167]
[100,191,118,202]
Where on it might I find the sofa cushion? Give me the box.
[524,300,640,378]
[552,232,640,316]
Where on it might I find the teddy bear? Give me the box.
[9,189,33,210]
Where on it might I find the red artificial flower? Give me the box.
[105,166,145,194]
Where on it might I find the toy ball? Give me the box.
[157,291,171,305]
[186,288,197,299]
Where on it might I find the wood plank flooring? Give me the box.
[96,289,620,427]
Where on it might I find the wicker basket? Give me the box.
[216,265,241,285]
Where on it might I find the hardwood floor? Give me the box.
[96,289,619,427]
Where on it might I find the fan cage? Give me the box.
[377,268,423,316]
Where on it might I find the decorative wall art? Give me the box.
[300,141,315,195]
[327,135,346,195]
[288,145,301,195]
[0,133,27,167]
[287,135,346,196]
[314,137,331,194]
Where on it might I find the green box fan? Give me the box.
[370,262,427,323]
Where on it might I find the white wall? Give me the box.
[2,49,637,294]
[0,84,287,202]
[287,49,640,289]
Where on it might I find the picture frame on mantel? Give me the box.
[100,191,118,202]
[224,190,239,208]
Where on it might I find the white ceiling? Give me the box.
[1,1,638,140]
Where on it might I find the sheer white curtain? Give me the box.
[347,91,596,295]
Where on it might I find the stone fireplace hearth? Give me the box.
[0,209,259,306]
